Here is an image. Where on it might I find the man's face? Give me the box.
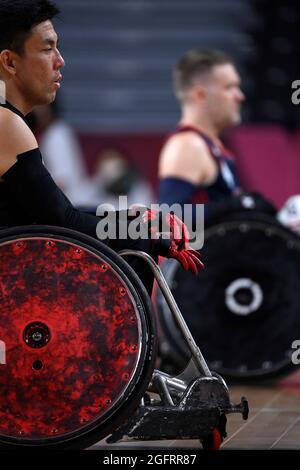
[14,20,65,106]
[202,63,245,130]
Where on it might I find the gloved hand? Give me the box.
[138,208,204,275]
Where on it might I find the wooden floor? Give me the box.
[91,369,300,450]
[223,371,300,450]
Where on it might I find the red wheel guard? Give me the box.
[0,237,141,440]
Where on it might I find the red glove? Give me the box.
[140,209,204,275]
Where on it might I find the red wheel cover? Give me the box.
[0,237,143,442]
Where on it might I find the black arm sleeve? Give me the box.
[2,148,103,240]
[2,148,171,257]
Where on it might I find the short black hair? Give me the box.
[0,0,60,54]
[173,48,233,101]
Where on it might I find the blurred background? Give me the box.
[33,0,300,209]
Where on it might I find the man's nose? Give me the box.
[238,89,245,102]
[56,49,65,69]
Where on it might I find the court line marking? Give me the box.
[221,390,283,448]
[269,415,300,449]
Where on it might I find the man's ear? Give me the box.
[192,84,205,102]
[0,50,19,76]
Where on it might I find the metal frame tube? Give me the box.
[119,250,211,377]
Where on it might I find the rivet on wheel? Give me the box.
[51,428,58,434]
[130,344,137,352]
[106,399,111,405]
[240,224,249,233]
[46,240,54,247]
[119,287,126,296]
[101,264,108,271]
[262,361,272,369]
[16,242,23,248]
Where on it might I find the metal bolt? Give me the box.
[32,332,42,342]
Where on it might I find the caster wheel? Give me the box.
[201,428,222,450]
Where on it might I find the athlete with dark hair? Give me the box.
[0,0,203,292]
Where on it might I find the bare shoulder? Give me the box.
[161,131,209,157]
[0,108,38,175]
[0,107,37,151]
[158,131,213,184]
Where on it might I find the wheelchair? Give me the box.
[0,225,248,449]
[156,210,300,381]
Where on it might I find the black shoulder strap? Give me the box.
[0,101,26,121]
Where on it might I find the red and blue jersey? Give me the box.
[159,125,241,206]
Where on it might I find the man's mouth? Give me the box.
[53,75,62,89]
[54,74,62,84]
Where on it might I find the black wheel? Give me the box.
[0,225,157,449]
[157,212,300,380]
